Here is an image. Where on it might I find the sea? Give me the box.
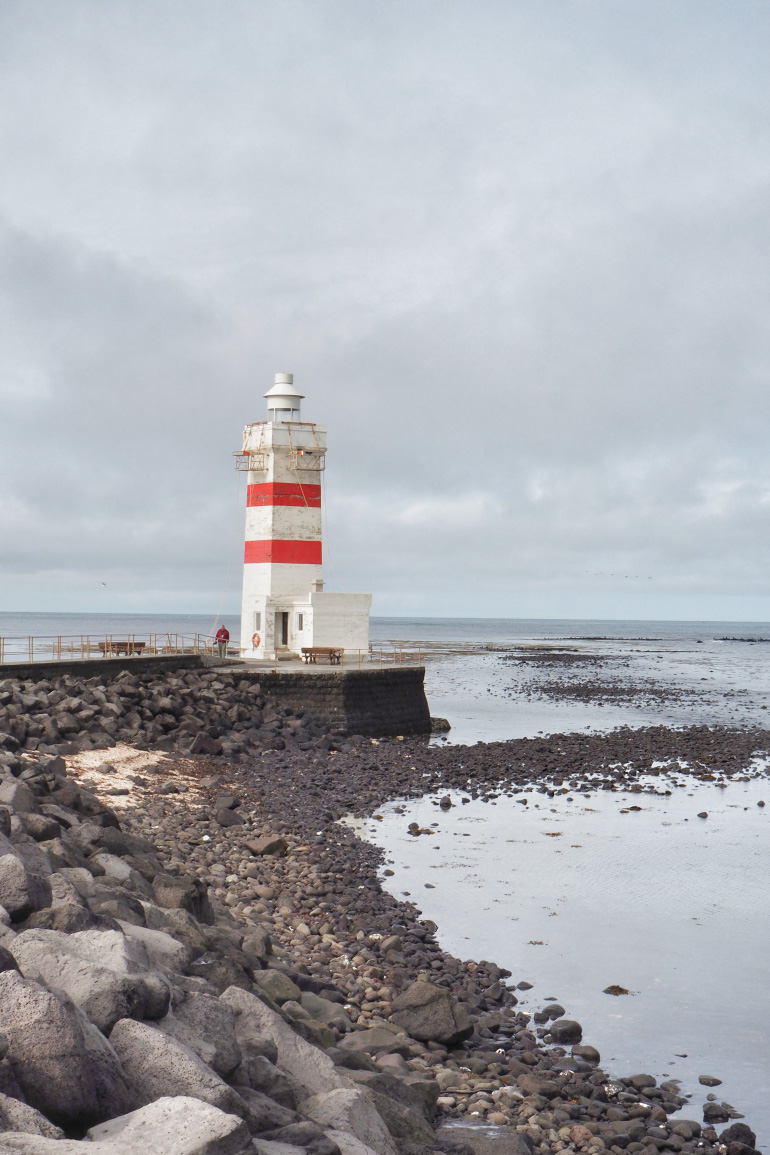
[2,612,769,1141]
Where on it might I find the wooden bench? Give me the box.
[97,641,147,657]
[301,646,344,665]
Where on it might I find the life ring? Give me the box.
[252,632,261,648]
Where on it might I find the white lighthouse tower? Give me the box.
[237,374,372,661]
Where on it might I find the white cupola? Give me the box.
[264,373,304,422]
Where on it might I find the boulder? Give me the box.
[302,1088,397,1155]
[246,835,288,857]
[343,1074,435,1148]
[143,904,208,960]
[548,1019,583,1044]
[48,871,85,908]
[0,781,38,814]
[517,1073,560,1098]
[6,835,52,881]
[0,1096,252,1154]
[338,1028,410,1058]
[0,1092,64,1138]
[0,856,51,922]
[57,867,97,899]
[436,1125,534,1155]
[260,1120,338,1154]
[388,981,472,1046]
[720,1124,757,1149]
[230,1087,299,1133]
[91,1096,254,1155]
[189,734,223,756]
[241,925,271,963]
[10,928,170,1033]
[215,809,244,828]
[157,994,242,1077]
[253,1142,314,1155]
[17,814,60,842]
[300,992,353,1032]
[186,952,252,994]
[153,874,215,925]
[231,1054,297,1109]
[326,1130,382,1155]
[703,1103,731,1124]
[0,946,17,974]
[0,970,133,1128]
[23,904,98,933]
[344,1070,435,1122]
[87,886,147,927]
[116,920,190,972]
[220,986,343,1098]
[109,1018,246,1119]
[253,970,301,1005]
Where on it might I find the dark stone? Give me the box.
[215,795,241,810]
[215,808,245,827]
[548,1019,583,1044]
[389,980,473,1046]
[246,835,288,857]
[0,946,19,974]
[18,813,62,842]
[720,1124,757,1149]
[152,873,215,924]
[188,733,223,755]
[185,952,253,994]
[23,904,100,932]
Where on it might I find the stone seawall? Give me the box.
[0,653,206,682]
[255,667,432,736]
[0,657,432,739]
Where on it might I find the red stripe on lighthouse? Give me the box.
[247,483,321,508]
[244,540,322,564]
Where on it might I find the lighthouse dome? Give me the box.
[264,373,304,422]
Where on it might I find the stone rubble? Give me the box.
[0,665,763,1155]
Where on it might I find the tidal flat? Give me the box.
[353,772,770,1142]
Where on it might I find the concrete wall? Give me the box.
[309,592,372,652]
[250,666,431,736]
[0,654,206,683]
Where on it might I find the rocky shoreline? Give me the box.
[0,663,764,1155]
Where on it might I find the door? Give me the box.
[278,612,289,647]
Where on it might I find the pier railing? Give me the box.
[367,645,423,666]
[0,634,507,668]
[0,633,217,665]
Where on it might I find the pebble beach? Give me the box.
[0,657,765,1155]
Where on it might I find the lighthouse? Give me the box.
[237,374,372,660]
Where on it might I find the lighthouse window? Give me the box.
[296,613,304,631]
[253,612,261,631]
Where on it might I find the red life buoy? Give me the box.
[252,632,261,648]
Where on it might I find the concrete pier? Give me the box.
[0,656,432,737]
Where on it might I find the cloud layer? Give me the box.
[1,0,769,619]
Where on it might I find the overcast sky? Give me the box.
[1,0,769,621]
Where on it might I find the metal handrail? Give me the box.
[0,632,217,665]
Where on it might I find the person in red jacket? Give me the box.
[215,624,230,658]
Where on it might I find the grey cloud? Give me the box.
[1,0,769,617]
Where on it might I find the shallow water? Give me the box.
[422,637,770,745]
[352,775,770,1144]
